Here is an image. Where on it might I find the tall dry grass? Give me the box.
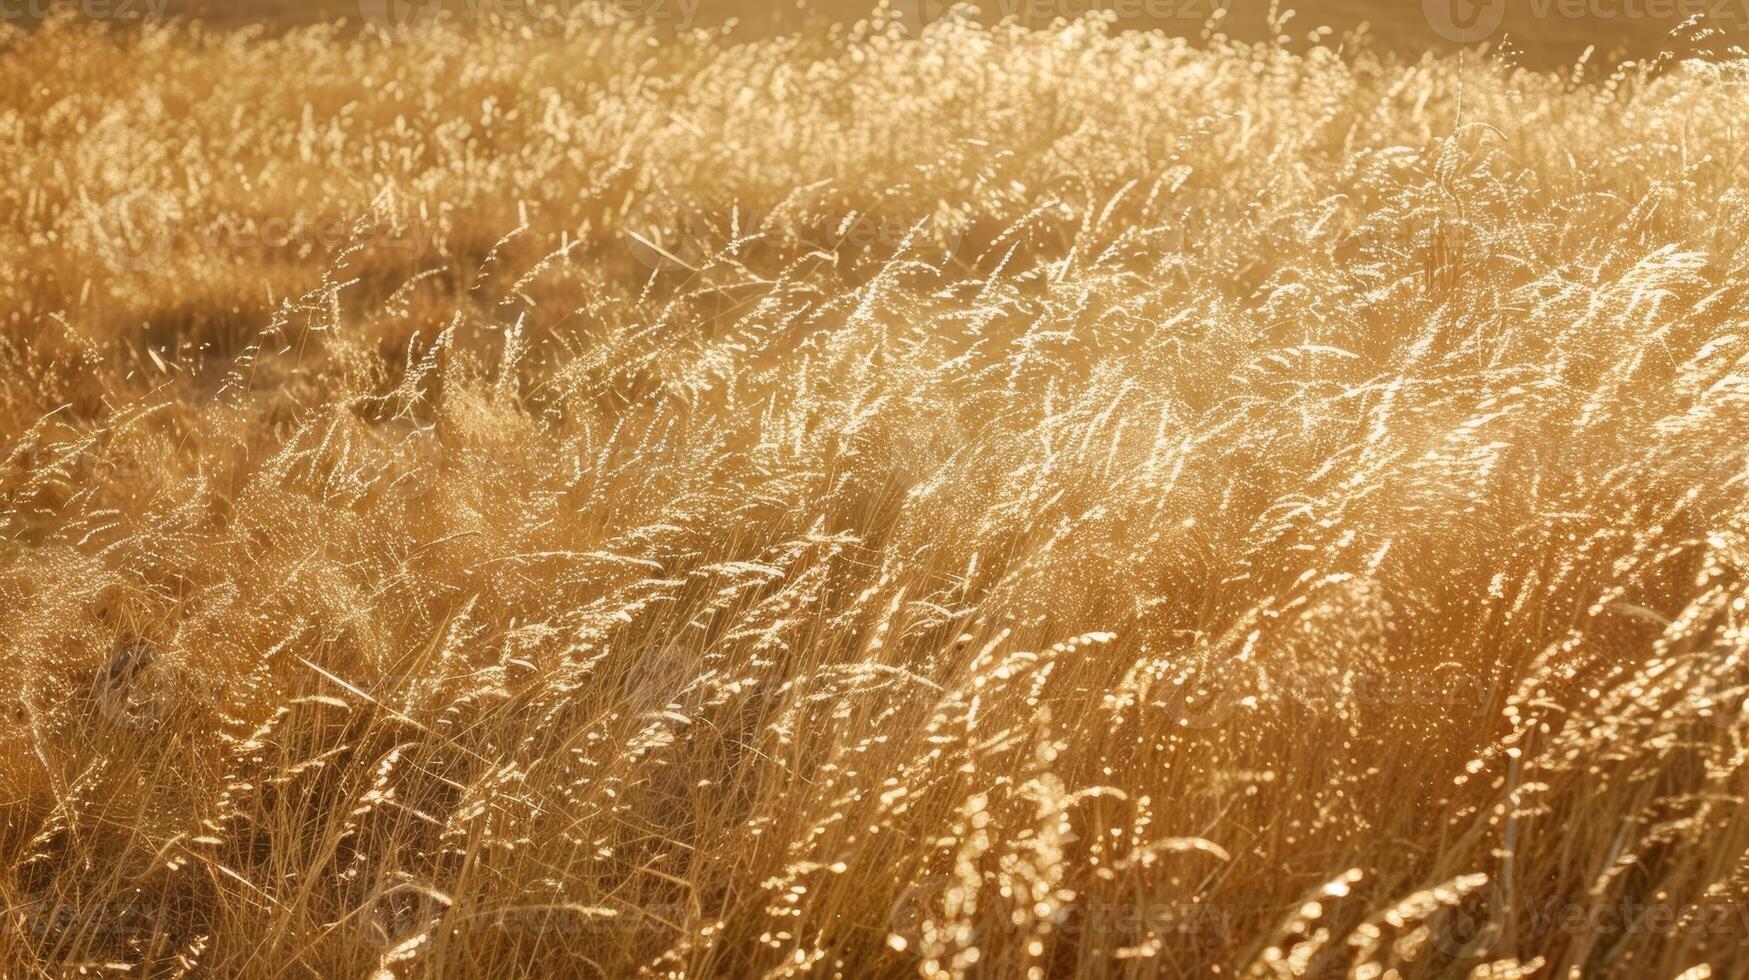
[3,7,1749,977]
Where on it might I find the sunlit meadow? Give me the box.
[3,5,1749,977]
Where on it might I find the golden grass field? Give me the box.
[5,4,1749,978]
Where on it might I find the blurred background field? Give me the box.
[19,0,1749,67]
